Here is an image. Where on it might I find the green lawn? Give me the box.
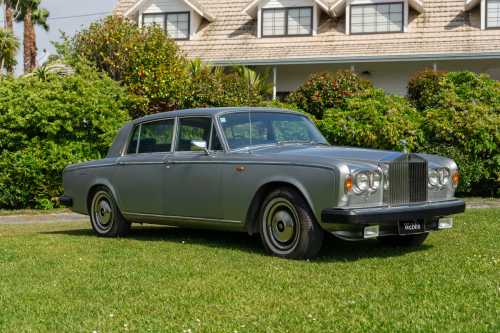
[0,209,499,332]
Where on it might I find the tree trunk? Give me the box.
[23,10,34,73]
[30,22,37,69]
[5,4,14,76]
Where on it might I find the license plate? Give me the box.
[399,220,425,235]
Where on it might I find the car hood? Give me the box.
[252,144,401,168]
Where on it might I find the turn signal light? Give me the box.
[345,176,353,196]
[453,172,459,183]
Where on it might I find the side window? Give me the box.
[176,117,212,152]
[210,124,223,151]
[137,119,175,154]
[126,125,140,154]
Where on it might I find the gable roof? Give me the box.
[123,0,216,21]
[242,0,332,19]
[111,0,500,64]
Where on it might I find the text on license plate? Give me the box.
[398,220,425,235]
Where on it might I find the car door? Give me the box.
[114,118,175,215]
[162,116,223,219]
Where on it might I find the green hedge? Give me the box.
[310,70,500,196]
[0,62,134,209]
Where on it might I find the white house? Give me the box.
[112,0,500,97]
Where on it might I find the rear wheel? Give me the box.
[377,233,429,247]
[89,186,131,237]
[260,187,324,260]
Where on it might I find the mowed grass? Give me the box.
[0,209,499,332]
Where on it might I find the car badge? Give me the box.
[401,139,408,154]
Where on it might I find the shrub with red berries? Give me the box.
[286,70,373,119]
[73,16,189,118]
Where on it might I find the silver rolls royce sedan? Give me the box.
[59,108,465,260]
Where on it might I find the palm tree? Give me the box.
[231,64,275,97]
[0,27,21,80]
[15,0,49,72]
[188,59,224,79]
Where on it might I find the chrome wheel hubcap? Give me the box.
[266,199,299,251]
[93,192,113,231]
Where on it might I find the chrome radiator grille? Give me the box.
[387,162,428,205]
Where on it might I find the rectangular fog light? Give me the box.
[438,218,453,229]
[364,225,379,238]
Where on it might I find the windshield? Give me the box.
[219,112,328,150]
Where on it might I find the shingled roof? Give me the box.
[112,0,500,63]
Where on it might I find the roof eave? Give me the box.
[124,0,216,22]
[465,0,481,11]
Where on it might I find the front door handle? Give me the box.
[164,161,178,164]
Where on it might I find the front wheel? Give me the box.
[89,186,131,238]
[377,233,429,247]
[260,187,324,260]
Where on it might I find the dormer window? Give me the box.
[487,0,500,28]
[143,13,190,40]
[351,3,403,34]
[262,7,313,37]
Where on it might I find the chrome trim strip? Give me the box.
[64,163,116,171]
[118,162,164,165]
[222,161,337,171]
[122,212,242,224]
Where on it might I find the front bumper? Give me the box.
[321,200,466,224]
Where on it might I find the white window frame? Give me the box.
[257,1,318,38]
[141,12,191,41]
[486,0,500,29]
[346,0,409,35]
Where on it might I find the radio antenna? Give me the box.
[247,64,253,154]
[245,24,253,154]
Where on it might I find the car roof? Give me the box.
[129,107,306,125]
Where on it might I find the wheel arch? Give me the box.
[85,179,121,215]
[244,179,315,236]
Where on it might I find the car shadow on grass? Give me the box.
[44,225,433,263]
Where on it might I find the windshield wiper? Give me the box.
[309,141,331,146]
[277,140,330,146]
[277,140,307,145]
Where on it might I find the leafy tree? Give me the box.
[73,16,189,117]
[0,27,21,79]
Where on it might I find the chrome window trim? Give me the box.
[217,110,329,153]
[173,116,216,154]
[122,118,177,156]
[122,211,241,224]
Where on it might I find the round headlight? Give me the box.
[355,172,369,192]
[440,168,450,185]
[428,169,439,187]
[372,171,382,190]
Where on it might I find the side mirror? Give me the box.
[190,140,209,156]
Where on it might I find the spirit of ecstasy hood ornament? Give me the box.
[401,139,408,154]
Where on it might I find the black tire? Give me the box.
[377,233,429,247]
[259,187,324,260]
[89,186,131,238]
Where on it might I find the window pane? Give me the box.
[286,7,312,35]
[263,9,286,36]
[488,0,500,27]
[167,13,189,39]
[143,14,164,28]
[288,9,300,19]
[210,125,223,151]
[176,118,212,152]
[300,8,311,17]
[126,125,140,154]
[137,119,175,154]
[351,3,404,34]
[220,112,326,150]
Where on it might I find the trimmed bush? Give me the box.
[407,69,448,111]
[0,62,134,209]
[73,16,189,118]
[315,89,424,152]
[286,70,373,119]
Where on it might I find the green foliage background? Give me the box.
[0,62,134,209]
